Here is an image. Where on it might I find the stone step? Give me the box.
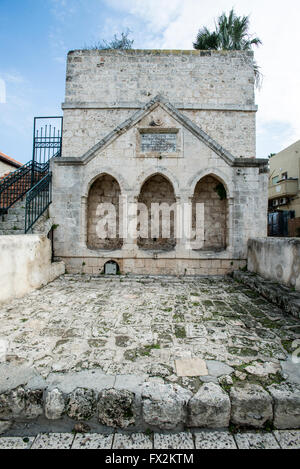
[232,270,300,320]
[0,430,299,449]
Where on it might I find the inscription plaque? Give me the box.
[141,132,177,153]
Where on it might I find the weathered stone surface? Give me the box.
[0,364,41,393]
[31,433,74,449]
[153,432,194,449]
[206,361,234,378]
[218,375,233,386]
[45,388,65,420]
[0,386,25,419]
[188,382,231,428]
[46,370,115,393]
[245,361,281,377]
[233,270,300,319]
[194,430,237,449]
[66,388,96,421]
[268,383,300,429]
[0,436,34,449]
[141,382,192,430]
[230,384,273,428]
[281,357,300,385]
[97,388,135,428]
[0,420,12,435]
[24,389,43,419]
[2,275,298,381]
[273,430,300,449]
[113,433,153,449]
[72,433,113,449]
[235,432,280,449]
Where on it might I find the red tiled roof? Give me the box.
[0,151,22,168]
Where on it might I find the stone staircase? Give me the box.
[0,199,52,236]
[0,199,26,235]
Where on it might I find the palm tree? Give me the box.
[193,9,262,87]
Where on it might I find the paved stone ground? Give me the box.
[1,274,300,388]
[0,430,299,449]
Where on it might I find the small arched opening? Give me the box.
[103,260,120,275]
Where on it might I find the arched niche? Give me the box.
[87,174,123,250]
[192,175,228,251]
[137,174,176,251]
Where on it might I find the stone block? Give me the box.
[97,388,135,428]
[113,433,153,449]
[66,388,96,421]
[141,382,192,430]
[267,383,300,429]
[230,384,273,428]
[194,430,237,449]
[72,433,113,449]
[45,388,66,420]
[188,382,231,428]
[234,432,280,449]
[153,432,194,449]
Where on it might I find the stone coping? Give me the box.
[68,49,254,57]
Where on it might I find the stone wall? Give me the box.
[0,235,65,304]
[62,50,256,159]
[248,238,300,291]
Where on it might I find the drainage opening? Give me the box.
[104,260,120,275]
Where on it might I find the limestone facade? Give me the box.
[51,49,268,275]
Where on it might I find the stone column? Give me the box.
[121,191,139,255]
[80,195,88,247]
[175,193,193,256]
[227,197,235,256]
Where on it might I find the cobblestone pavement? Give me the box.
[0,430,299,449]
[1,274,299,388]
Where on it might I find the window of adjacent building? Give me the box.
[282,172,288,180]
[272,176,279,185]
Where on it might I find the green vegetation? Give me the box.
[193,8,262,87]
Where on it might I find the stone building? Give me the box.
[51,49,268,275]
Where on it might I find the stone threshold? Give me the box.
[1,368,299,433]
[232,271,300,320]
[1,429,300,449]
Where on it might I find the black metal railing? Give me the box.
[32,117,63,165]
[0,116,62,229]
[25,172,52,233]
[0,160,48,214]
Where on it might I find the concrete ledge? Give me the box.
[0,366,299,432]
[232,270,300,320]
[248,237,300,291]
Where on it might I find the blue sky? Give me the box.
[1,0,300,163]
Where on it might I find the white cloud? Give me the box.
[102,0,300,156]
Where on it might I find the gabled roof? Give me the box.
[56,95,268,169]
[0,151,22,168]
